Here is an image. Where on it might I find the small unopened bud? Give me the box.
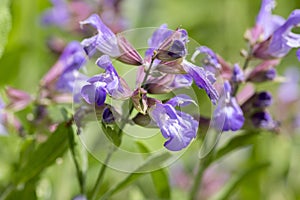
[251,111,278,130]
[102,107,115,124]
[247,68,276,82]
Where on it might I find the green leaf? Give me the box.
[101,122,122,147]
[101,151,172,200]
[5,178,38,200]
[0,0,11,59]
[14,123,70,184]
[210,162,270,200]
[136,142,171,200]
[214,131,258,161]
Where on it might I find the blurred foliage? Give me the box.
[1,0,300,200]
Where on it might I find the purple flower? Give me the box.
[247,60,277,82]
[251,111,278,130]
[55,42,87,92]
[166,94,196,107]
[102,107,115,124]
[231,64,244,83]
[145,24,173,60]
[41,41,87,93]
[5,87,32,111]
[191,46,221,73]
[80,14,143,65]
[81,55,131,106]
[42,0,69,27]
[140,26,219,104]
[253,92,273,108]
[182,60,219,104]
[297,49,300,61]
[0,98,7,135]
[149,101,198,151]
[255,0,283,40]
[252,0,300,58]
[213,81,244,131]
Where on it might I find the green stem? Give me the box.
[141,57,155,87]
[0,184,14,200]
[90,55,154,199]
[232,48,252,96]
[189,159,208,200]
[90,103,134,200]
[90,146,116,200]
[68,129,86,195]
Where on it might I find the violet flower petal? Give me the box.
[183,60,219,104]
[81,84,106,106]
[145,24,173,59]
[80,14,120,57]
[149,103,198,151]
[256,0,285,40]
[42,0,69,27]
[268,10,300,57]
[213,81,244,131]
[166,94,196,107]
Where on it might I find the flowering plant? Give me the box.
[1,0,300,199]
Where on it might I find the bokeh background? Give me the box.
[1,0,300,199]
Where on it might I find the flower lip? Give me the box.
[149,96,198,151]
[80,14,143,65]
[213,81,244,132]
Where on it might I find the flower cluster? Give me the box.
[1,0,299,151]
[209,0,300,132]
[76,14,220,151]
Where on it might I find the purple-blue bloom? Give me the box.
[141,26,219,104]
[232,64,244,83]
[182,60,219,104]
[42,0,69,27]
[297,49,300,61]
[149,96,198,151]
[102,107,115,124]
[253,0,300,58]
[56,41,87,92]
[213,81,244,131]
[191,46,221,72]
[256,0,283,40]
[80,14,120,57]
[268,10,300,57]
[145,24,173,60]
[166,94,196,107]
[0,98,7,135]
[253,92,273,108]
[251,111,277,130]
[80,14,143,65]
[81,55,131,106]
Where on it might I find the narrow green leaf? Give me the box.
[5,178,38,200]
[101,151,172,200]
[0,0,11,58]
[136,142,171,200]
[14,123,70,184]
[210,162,270,200]
[214,131,258,161]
